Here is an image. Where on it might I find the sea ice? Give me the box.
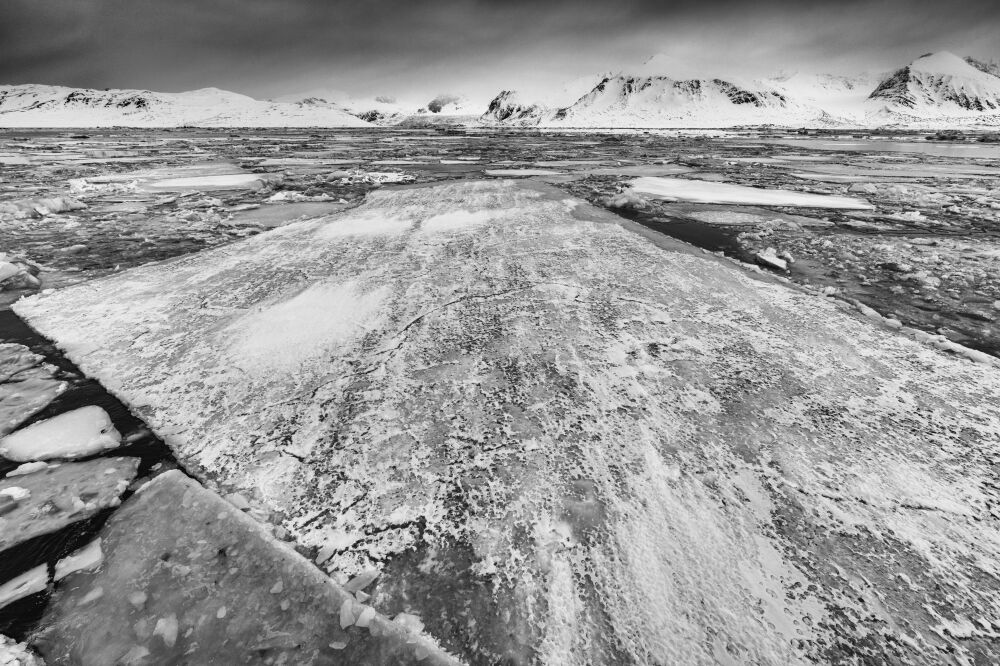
[32,471,457,665]
[628,176,875,209]
[14,180,1000,665]
[0,457,138,552]
[0,405,121,462]
[146,174,264,190]
[0,565,47,610]
[483,168,565,176]
[0,343,66,437]
[54,538,103,581]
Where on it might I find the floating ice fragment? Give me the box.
[0,406,121,462]
[344,568,380,593]
[394,612,425,633]
[54,538,103,580]
[755,248,788,272]
[0,486,30,501]
[629,177,875,209]
[153,614,179,647]
[0,564,48,609]
[338,599,356,628]
[355,606,376,628]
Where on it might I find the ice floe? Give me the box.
[54,538,103,581]
[628,176,875,209]
[0,565,47,610]
[0,343,66,437]
[0,406,121,462]
[0,457,138,552]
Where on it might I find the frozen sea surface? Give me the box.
[14,178,1000,665]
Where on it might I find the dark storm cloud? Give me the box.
[1,0,998,101]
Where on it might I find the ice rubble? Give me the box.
[628,176,875,209]
[0,406,121,462]
[13,180,1000,665]
[0,197,86,219]
[0,635,43,666]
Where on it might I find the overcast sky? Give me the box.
[2,0,998,104]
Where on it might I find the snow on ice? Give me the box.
[13,180,1000,665]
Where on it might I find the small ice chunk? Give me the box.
[0,564,48,609]
[755,248,788,271]
[0,406,122,462]
[355,606,376,628]
[339,599,356,629]
[54,538,103,581]
[6,461,49,477]
[343,568,380,593]
[329,640,348,650]
[0,486,30,501]
[153,614,179,648]
[394,612,425,633]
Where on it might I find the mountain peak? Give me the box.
[909,51,981,77]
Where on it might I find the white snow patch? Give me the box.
[226,282,390,373]
[0,406,122,462]
[421,209,498,233]
[629,177,875,209]
[317,211,413,238]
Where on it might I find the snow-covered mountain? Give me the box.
[0,84,369,127]
[482,90,548,124]
[275,89,481,126]
[868,51,1000,116]
[5,51,999,129]
[484,51,1000,128]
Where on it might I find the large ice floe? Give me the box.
[627,176,875,209]
[14,180,1000,665]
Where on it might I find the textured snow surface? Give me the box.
[0,405,121,462]
[15,180,1000,664]
[629,176,875,209]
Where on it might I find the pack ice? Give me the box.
[14,180,1000,665]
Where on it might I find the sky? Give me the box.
[1,0,998,105]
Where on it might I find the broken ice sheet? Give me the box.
[0,343,66,437]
